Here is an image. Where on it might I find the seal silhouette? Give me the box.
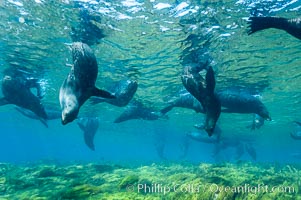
[247,16,301,40]
[59,42,115,125]
[0,74,47,120]
[181,66,221,136]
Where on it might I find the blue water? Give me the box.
[0,0,301,166]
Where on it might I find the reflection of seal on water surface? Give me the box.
[248,16,301,40]
[0,75,47,120]
[59,42,115,125]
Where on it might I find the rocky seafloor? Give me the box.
[0,161,300,199]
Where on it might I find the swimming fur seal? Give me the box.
[59,42,115,125]
[15,105,61,128]
[187,129,257,160]
[290,121,301,140]
[247,16,301,40]
[160,90,204,115]
[181,66,221,136]
[114,99,161,123]
[77,117,99,151]
[216,88,271,120]
[0,75,47,120]
[90,79,138,107]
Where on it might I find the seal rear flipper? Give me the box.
[38,118,49,128]
[0,98,9,106]
[247,17,288,35]
[92,87,115,99]
[83,130,95,151]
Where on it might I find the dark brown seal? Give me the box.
[59,42,115,125]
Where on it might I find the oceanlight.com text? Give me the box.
[127,183,295,195]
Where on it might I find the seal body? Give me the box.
[248,17,301,40]
[0,75,47,119]
[181,66,221,136]
[90,79,138,107]
[114,99,160,123]
[216,88,271,120]
[160,91,204,115]
[59,42,114,125]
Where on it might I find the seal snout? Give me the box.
[61,118,68,125]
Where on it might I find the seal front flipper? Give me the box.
[91,87,115,99]
[38,118,48,128]
[0,98,9,106]
[84,130,95,151]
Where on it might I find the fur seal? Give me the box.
[90,79,138,107]
[14,105,61,128]
[187,130,256,160]
[290,121,301,140]
[247,16,301,40]
[114,99,161,123]
[77,117,99,151]
[160,90,204,115]
[0,74,47,120]
[181,66,221,136]
[216,88,271,120]
[59,42,115,125]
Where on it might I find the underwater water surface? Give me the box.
[0,0,301,199]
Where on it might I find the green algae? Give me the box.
[0,162,300,199]
[118,174,139,189]
[59,184,102,199]
[37,167,57,178]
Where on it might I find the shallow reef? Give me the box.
[0,162,300,199]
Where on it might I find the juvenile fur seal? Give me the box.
[160,90,204,115]
[90,79,138,107]
[114,99,161,123]
[59,42,115,125]
[0,74,47,120]
[216,88,271,120]
[181,66,221,136]
[77,117,99,151]
[15,105,61,128]
[247,16,301,40]
[290,121,301,140]
[187,130,257,160]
